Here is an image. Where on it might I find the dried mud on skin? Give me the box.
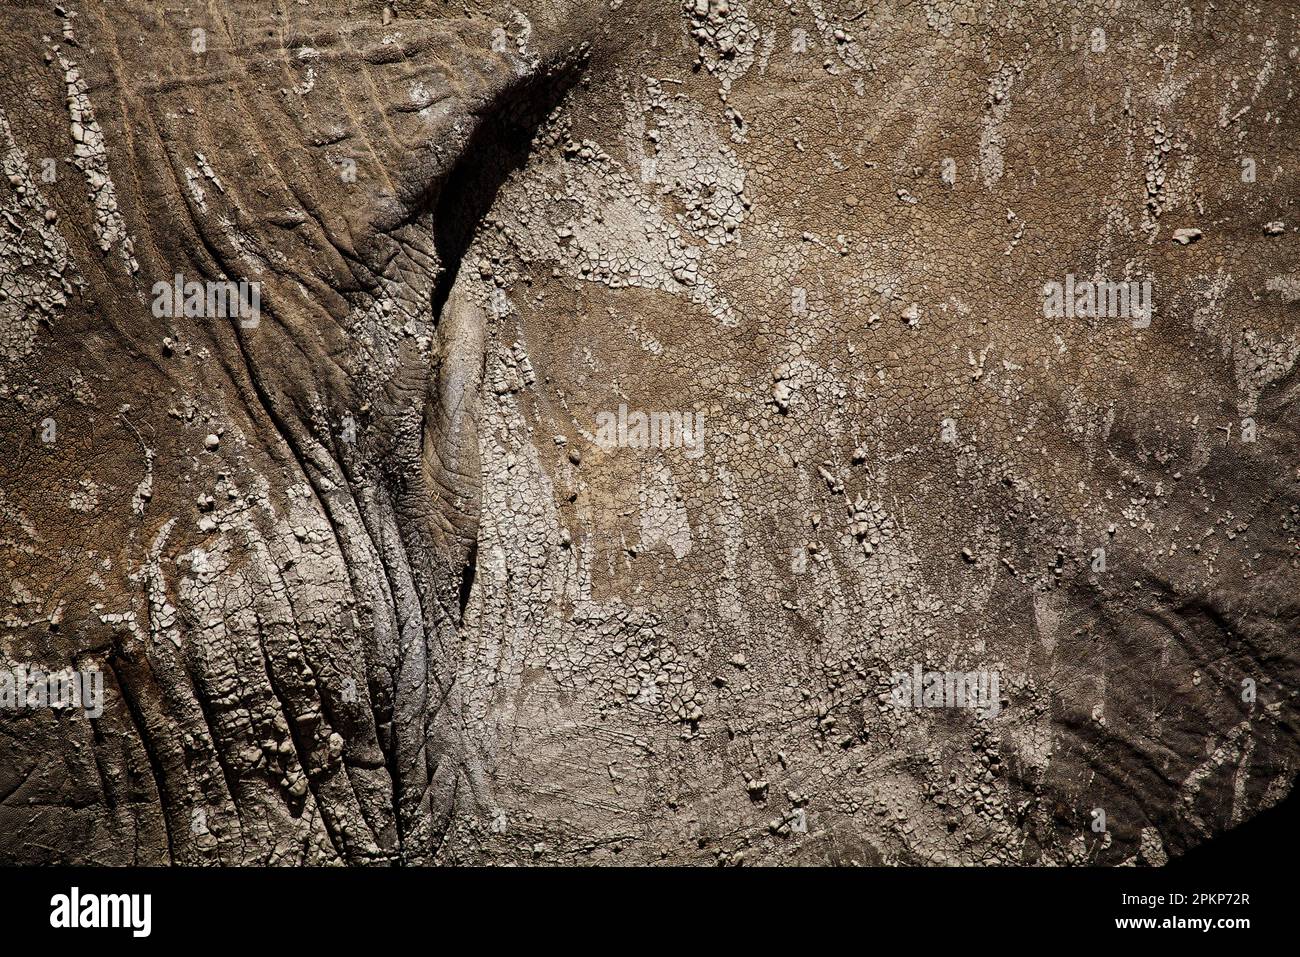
[0,0,1297,866]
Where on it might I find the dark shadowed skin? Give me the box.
[0,0,1297,865]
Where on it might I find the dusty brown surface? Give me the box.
[0,0,1297,865]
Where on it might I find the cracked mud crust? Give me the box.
[0,0,1297,866]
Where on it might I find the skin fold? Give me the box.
[0,0,1297,865]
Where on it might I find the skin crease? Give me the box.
[0,0,1296,866]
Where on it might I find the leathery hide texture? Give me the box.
[0,0,1298,866]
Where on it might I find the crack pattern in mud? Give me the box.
[0,0,1297,867]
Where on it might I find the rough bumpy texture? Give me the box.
[0,0,1297,865]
